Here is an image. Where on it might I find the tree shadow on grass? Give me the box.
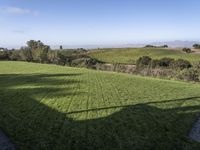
[0,73,200,150]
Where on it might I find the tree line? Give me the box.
[0,40,101,67]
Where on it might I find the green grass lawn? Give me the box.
[0,61,200,149]
[88,48,200,64]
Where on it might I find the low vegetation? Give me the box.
[1,40,200,83]
[0,61,200,149]
[182,48,192,53]
[88,48,200,64]
[145,44,168,48]
[135,56,200,81]
[193,44,200,49]
[0,40,101,68]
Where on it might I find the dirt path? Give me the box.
[0,130,15,150]
[189,117,200,142]
[191,48,200,54]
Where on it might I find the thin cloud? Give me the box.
[12,30,26,34]
[0,6,39,15]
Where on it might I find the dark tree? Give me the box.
[162,45,168,48]
[158,58,174,67]
[182,48,192,53]
[144,45,156,48]
[193,44,200,49]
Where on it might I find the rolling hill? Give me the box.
[88,48,200,64]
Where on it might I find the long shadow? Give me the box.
[0,73,200,150]
[65,97,200,115]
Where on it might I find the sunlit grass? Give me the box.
[88,48,200,64]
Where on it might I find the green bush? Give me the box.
[0,51,9,60]
[182,48,192,53]
[9,50,21,61]
[136,56,152,66]
[151,59,160,68]
[193,44,200,49]
[144,45,156,48]
[158,58,174,67]
[172,59,192,70]
[70,57,101,68]
[177,68,199,81]
[19,47,33,62]
[161,45,168,48]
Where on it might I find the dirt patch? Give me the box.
[191,48,200,54]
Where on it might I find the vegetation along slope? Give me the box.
[0,61,200,149]
[88,48,200,64]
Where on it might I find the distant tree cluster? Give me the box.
[0,40,102,68]
[144,45,157,48]
[9,40,50,63]
[144,45,168,48]
[193,44,200,49]
[182,48,192,53]
[161,45,168,48]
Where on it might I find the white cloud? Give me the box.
[0,6,39,15]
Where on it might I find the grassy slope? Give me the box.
[0,61,200,149]
[88,48,200,64]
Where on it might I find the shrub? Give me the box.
[19,47,33,62]
[158,58,175,67]
[194,61,200,69]
[172,59,192,70]
[70,57,101,68]
[85,58,102,66]
[136,56,152,66]
[9,50,21,61]
[0,51,9,60]
[151,59,160,68]
[162,45,168,48]
[193,44,200,49]
[144,45,156,48]
[57,52,66,65]
[182,48,192,53]
[177,68,199,81]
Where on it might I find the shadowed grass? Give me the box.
[0,61,200,149]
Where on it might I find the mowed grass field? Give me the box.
[0,61,200,149]
[88,48,200,64]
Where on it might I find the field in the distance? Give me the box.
[88,48,200,64]
[0,61,200,149]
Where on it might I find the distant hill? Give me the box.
[4,40,199,49]
[51,41,199,49]
[151,41,199,48]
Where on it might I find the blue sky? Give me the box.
[0,0,200,48]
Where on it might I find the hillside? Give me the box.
[88,48,200,64]
[0,61,200,149]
